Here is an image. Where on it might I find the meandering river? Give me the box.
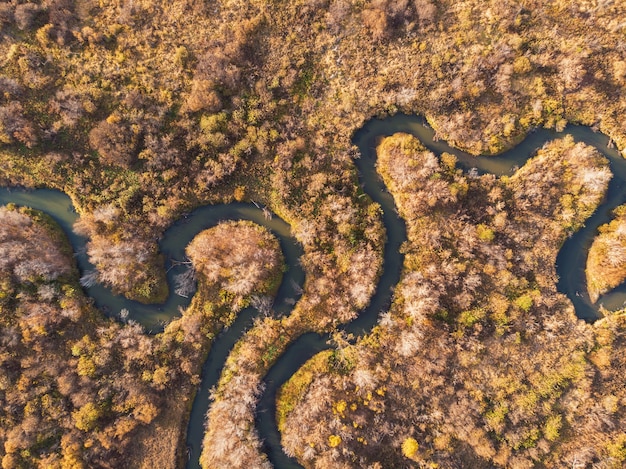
[2,114,625,469]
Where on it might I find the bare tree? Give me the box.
[80,269,99,288]
[250,295,273,315]
[174,266,196,298]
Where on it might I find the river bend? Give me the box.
[2,114,626,468]
[256,114,626,469]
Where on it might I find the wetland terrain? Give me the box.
[2,1,626,468]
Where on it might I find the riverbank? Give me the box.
[278,125,626,468]
[3,0,626,467]
[3,114,626,468]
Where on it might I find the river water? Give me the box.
[1,114,625,468]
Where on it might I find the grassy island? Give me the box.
[587,205,626,303]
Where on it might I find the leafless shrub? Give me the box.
[174,266,196,298]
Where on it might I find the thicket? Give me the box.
[0,205,165,468]
[3,0,626,302]
[0,213,283,468]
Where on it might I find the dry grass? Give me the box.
[124,388,193,469]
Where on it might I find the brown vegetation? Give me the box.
[587,204,626,303]
[2,0,626,467]
[279,133,624,468]
[2,0,626,302]
[187,221,283,306]
[0,206,164,468]
[0,212,284,468]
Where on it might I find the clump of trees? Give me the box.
[88,119,141,169]
[0,205,71,282]
[0,206,163,468]
[200,316,279,469]
[3,0,626,467]
[187,220,283,310]
[73,204,167,303]
[587,204,626,303]
[198,201,384,467]
[3,0,626,302]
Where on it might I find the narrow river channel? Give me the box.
[1,114,625,468]
[254,115,626,468]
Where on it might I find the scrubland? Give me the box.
[0,214,283,468]
[2,0,626,467]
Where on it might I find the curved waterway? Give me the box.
[353,115,626,319]
[255,114,626,469]
[2,114,626,468]
[0,188,305,469]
